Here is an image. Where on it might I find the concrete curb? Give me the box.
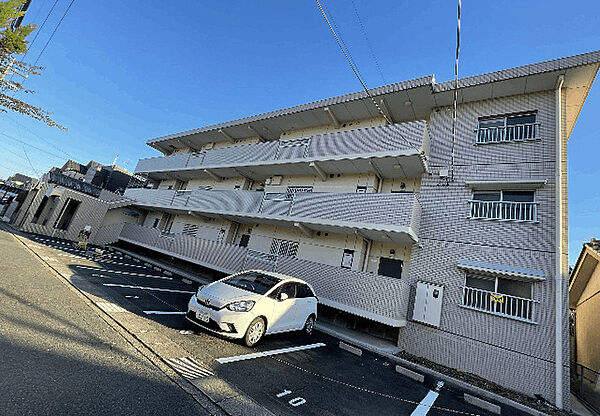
[315,324,550,416]
[10,230,274,416]
[395,364,424,383]
[464,393,502,414]
[339,341,362,356]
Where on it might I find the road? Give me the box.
[0,225,215,416]
[3,227,532,416]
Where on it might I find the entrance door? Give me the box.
[377,257,403,279]
[239,234,251,247]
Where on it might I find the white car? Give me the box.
[187,270,318,346]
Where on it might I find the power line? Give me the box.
[0,131,66,160]
[7,0,60,86]
[314,0,392,126]
[32,0,77,68]
[21,145,40,175]
[350,0,386,84]
[4,113,77,159]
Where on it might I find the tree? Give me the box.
[0,0,64,129]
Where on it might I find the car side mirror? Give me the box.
[278,292,289,301]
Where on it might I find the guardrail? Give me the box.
[468,200,538,222]
[462,286,537,322]
[571,361,600,414]
[474,122,540,144]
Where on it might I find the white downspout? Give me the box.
[554,74,565,409]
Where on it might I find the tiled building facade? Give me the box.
[109,51,600,407]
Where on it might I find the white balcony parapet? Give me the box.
[118,223,411,327]
[462,286,538,323]
[135,121,428,177]
[124,188,421,243]
[468,200,538,222]
[474,122,540,144]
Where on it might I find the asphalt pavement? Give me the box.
[3,228,533,416]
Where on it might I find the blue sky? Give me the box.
[0,0,598,262]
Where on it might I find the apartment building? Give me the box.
[13,161,140,244]
[110,51,600,407]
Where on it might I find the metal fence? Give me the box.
[462,286,537,323]
[475,122,540,144]
[468,200,538,222]
[571,361,600,414]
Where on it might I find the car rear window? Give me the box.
[223,271,281,295]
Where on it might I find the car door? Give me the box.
[266,282,298,333]
[292,283,314,330]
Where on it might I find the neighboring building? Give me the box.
[110,50,600,408]
[59,160,144,194]
[13,161,142,244]
[569,239,600,371]
[0,182,28,222]
[5,173,35,189]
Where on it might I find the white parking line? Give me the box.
[74,265,172,280]
[143,311,186,315]
[216,343,326,364]
[96,302,127,313]
[102,283,195,294]
[166,357,214,380]
[410,381,444,416]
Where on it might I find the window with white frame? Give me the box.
[462,273,535,322]
[469,190,537,222]
[476,112,539,144]
[182,223,199,237]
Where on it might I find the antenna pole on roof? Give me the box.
[450,0,461,182]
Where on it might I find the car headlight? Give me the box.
[196,285,205,297]
[226,300,255,312]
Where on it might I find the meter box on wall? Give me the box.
[412,281,444,327]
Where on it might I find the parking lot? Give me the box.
[22,233,528,416]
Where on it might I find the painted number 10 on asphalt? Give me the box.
[276,389,306,407]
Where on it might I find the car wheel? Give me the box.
[245,317,265,347]
[303,315,315,336]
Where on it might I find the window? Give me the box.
[286,186,313,198]
[152,218,160,228]
[223,271,281,295]
[341,249,354,269]
[270,238,299,257]
[53,199,81,230]
[295,283,315,298]
[469,190,537,222]
[476,112,539,144]
[463,273,535,321]
[31,196,49,224]
[356,186,368,193]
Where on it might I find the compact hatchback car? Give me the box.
[187,270,318,346]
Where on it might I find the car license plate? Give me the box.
[197,311,210,323]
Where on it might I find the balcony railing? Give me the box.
[124,188,422,239]
[462,286,537,323]
[135,121,427,175]
[468,200,538,222]
[116,223,411,326]
[474,123,540,144]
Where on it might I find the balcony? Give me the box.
[135,122,429,181]
[474,122,540,144]
[124,188,421,244]
[468,200,538,222]
[462,286,537,323]
[116,223,411,327]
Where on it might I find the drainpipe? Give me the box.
[554,74,565,409]
[361,239,372,272]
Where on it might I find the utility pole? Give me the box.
[10,0,32,32]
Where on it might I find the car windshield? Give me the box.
[222,271,281,295]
